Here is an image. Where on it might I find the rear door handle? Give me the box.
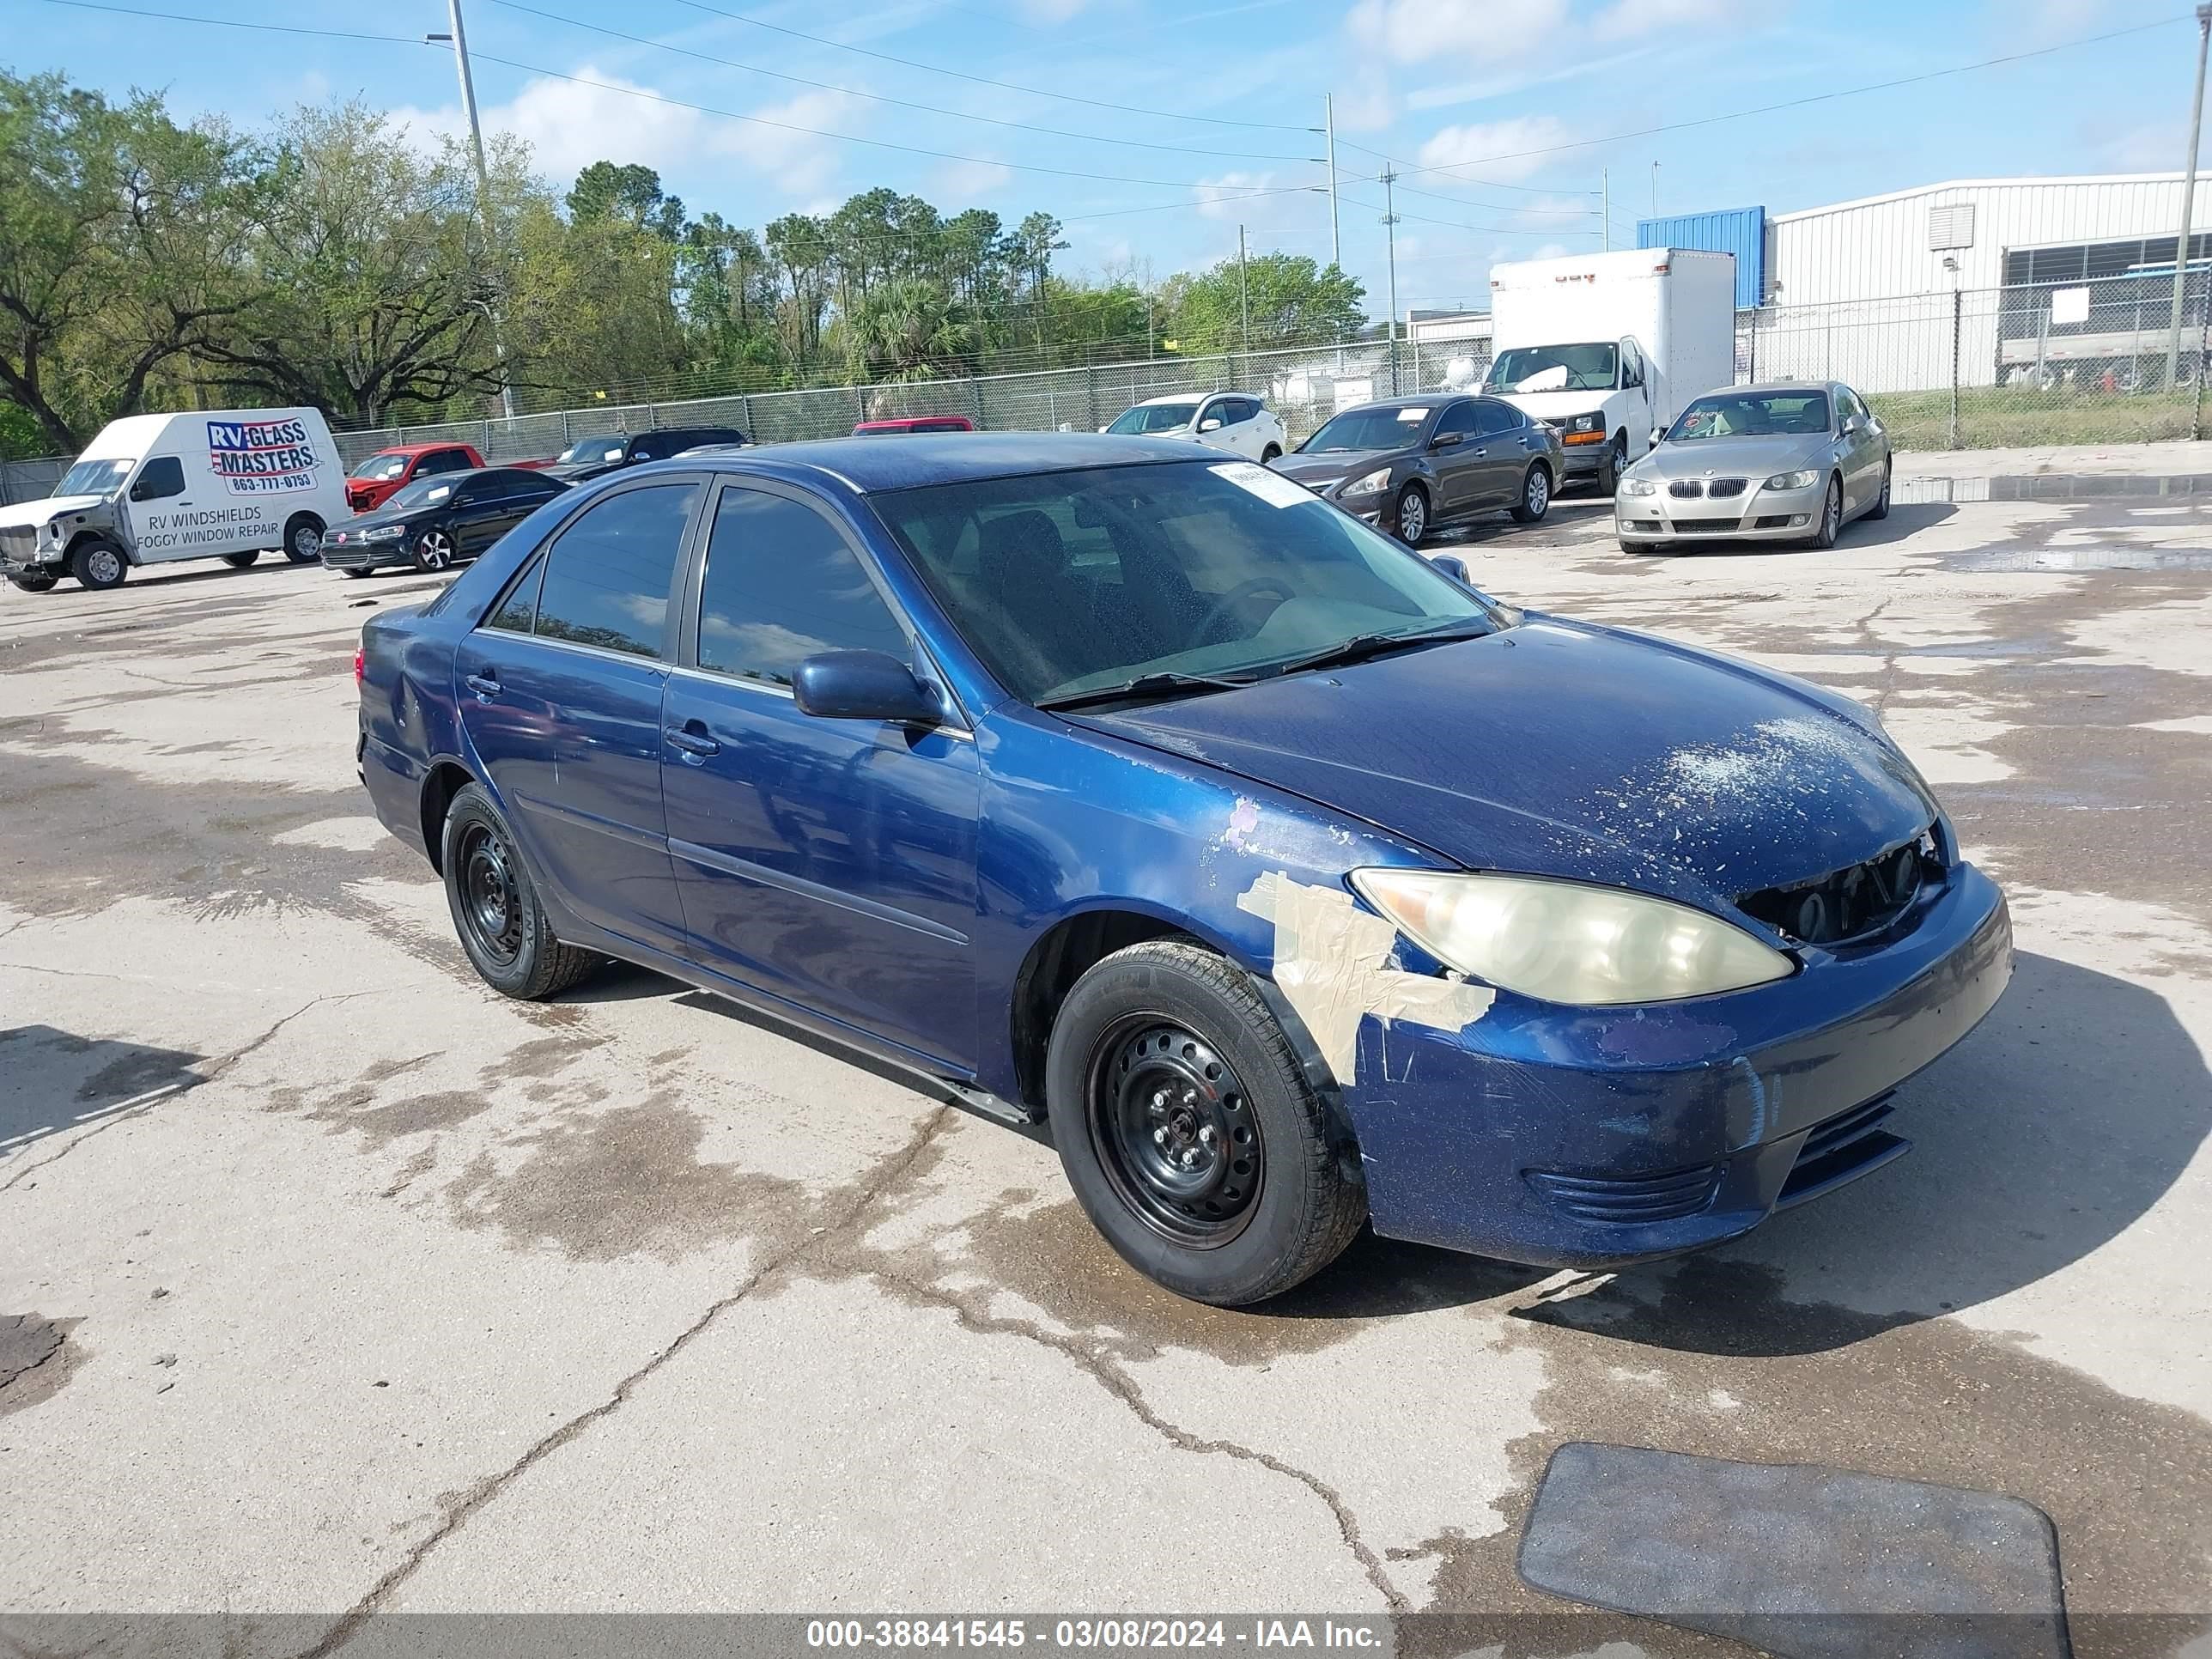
[666,725,720,759]
[465,672,501,699]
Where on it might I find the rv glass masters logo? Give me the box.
[207,417,319,495]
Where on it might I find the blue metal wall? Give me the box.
[1638,208,1767,308]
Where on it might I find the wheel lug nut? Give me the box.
[1153,1127,1169,1146]
[1199,1125,1217,1146]
[1181,1148,1200,1169]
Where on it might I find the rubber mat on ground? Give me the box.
[1516,1442,2070,1659]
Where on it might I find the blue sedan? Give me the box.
[356,434,2011,1306]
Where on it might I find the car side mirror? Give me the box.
[793,650,944,725]
[1198,418,1223,432]
[1843,413,1865,434]
[1650,428,1665,449]
[1431,431,1464,450]
[1430,554,1471,584]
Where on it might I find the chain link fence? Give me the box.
[7,272,2206,504]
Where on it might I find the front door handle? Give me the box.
[1471,447,1488,458]
[465,672,501,699]
[666,725,720,759]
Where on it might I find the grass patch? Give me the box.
[1872,386,2206,451]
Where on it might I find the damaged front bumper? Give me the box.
[1334,860,2013,1267]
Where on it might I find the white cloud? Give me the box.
[1347,0,1565,64]
[1332,66,1395,133]
[933,157,1014,202]
[391,68,858,200]
[1415,115,1575,185]
[1194,171,1279,221]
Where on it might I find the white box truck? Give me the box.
[1483,248,1737,494]
[0,407,346,594]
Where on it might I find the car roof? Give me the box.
[1340,395,1459,412]
[669,432,1213,494]
[1717,380,1835,397]
[1132,392,1255,406]
[370,441,475,457]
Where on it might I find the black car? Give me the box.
[541,428,748,483]
[322,467,569,577]
[1269,395,1565,544]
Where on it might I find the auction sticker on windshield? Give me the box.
[1211,462,1316,510]
[1396,407,1429,422]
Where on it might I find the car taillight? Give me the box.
[353,647,365,687]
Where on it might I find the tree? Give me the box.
[845,277,974,381]
[190,103,509,424]
[764,213,833,360]
[567,161,685,240]
[1168,254,1365,354]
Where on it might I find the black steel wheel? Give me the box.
[1047,939,1367,1306]
[1086,1018,1263,1249]
[439,782,599,1000]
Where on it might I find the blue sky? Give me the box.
[7,0,2207,317]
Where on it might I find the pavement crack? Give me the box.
[294,1103,954,1659]
[852,1258,1408,1613]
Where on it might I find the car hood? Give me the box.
[1272,447,1402,489]
[1634,435,1831,482]
[330,503,423,537]
[1076,618,1937,914]
[0,494,106,529]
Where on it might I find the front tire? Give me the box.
[342,566,374,580]
[413,527,456,572]
[223,550,260,569]
[283,514,324,563]
[1393,483,1429,546]
[1046,939,1367,1306]
[1807,475,1844,550]
[70,538,127,590]
[6,571,58,593]
[1619,538,1656,556]
[1261,444,1283,465]
[1594,436,1621,495]
[1864,459,1893,520]
[1510,462,1553,524]
[441,783,599,1000]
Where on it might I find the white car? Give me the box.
[1101,392,1286,462]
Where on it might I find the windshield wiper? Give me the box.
[1261,621,1492,680]
[1034,670,1255,713]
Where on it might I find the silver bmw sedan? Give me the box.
[1614,380,1893,553]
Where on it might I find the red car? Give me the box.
[344,442,486,514]
[851,416,975,435]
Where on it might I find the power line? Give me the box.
[656,0,1317,133]
[33,0,424,44]
[486,0,1318,163]
[1334,137,1589,195]
[1399,14,2191,186]
[1335,195,1601,238]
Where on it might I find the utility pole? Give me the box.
[1324,94,1340,270]
[1238,224,1251,355]
[1650,161,1660,218]
[1146,291,1155,362]
[430,0,515,422]
[1602,167,1610,252]
[2164,3,2211,388]
[1380,165,1401,394]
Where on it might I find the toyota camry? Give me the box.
[355,434,2009,1306]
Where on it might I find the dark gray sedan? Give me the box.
[1614,380,1893,553]
[1269,394,1565,544]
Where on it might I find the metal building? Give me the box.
[1642,174,2212,394]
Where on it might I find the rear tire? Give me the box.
[441,782,599,1001]
[1046,939,1367,1306]
[222,550,260,569]
[342,566,374,580]
[283,514,324,563]
[70,538,127,590]
[6,571,58,593]
[1510,462,1553,524]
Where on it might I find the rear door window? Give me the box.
[1473,400,1519,438]
[530,483,701,659]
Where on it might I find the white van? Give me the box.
[0,408,348,593]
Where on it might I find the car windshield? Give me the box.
[872,459,1494,705]
[1301,405,1431,453]
[350,452,411,482]
[1106,402,1200,434]
[557,437,627,465]
[383,476,456,512]
[1668,391,1832,441]
[56,458,133,497]
[1487,343,1619,394]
